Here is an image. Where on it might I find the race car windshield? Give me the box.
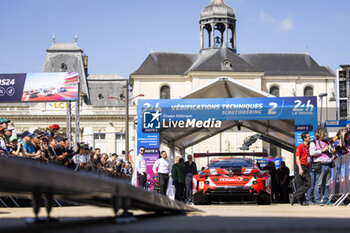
[209,159,254,169]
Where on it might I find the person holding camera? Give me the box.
[333,129,349,157]
[310,127,336,205]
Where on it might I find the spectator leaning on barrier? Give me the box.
[184,154,197,203]
[40,137,54,162]
[19,131,41,159]
[0,118,11,157]
[291,131,311,206]
[9,135,21,156]
[93,148,101,165]
[153,150,171,196]
[4,127,14,148]
[135,146,147,188]
[310,127,336,205]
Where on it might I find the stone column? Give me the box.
[200,25,203,49]
[233,25,236,50]
[211,23,215,48]
[225,23,229,48]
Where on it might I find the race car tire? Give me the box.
[257,191,271,205]
[193,191,209,205]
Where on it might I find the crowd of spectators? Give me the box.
[0,118,133,181]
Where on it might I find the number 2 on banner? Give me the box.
[268,102,277,115]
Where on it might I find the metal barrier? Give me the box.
[330,153,350,206]
[0,157,197,220]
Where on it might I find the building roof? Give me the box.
[186,48,261,73]
[131,52,198,76]
[239,53,335,77]
[132,50,335,77]
[87,74,125,81]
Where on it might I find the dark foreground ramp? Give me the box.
[0,157,196,218]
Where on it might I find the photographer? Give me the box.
[40,137,54,163]
[310,127,336,205]
[333,129,349,157]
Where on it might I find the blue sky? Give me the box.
[0,0,349,78]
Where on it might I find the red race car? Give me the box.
[192,153,271,205]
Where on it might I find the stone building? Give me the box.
[130,0,336,168]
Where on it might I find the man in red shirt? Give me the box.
[291,131,312,205]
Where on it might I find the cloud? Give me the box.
[259,11,294,32]
[279,15,294,32]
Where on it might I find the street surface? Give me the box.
[1,204,350,233]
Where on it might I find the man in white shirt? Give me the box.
[153,151,171,195]
[135,147,147,188]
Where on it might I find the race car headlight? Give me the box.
[204,181,210,185]
[253,181,258,185]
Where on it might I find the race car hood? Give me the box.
[200,167,261,177]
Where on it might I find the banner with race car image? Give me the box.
[0,72,79,102]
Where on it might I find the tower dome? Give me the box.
[200,0,235,20]
[200,0,237,53]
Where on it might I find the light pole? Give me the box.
[109,92,144,161]
[319,92,328,127]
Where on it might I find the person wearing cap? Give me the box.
[9,135,21,156]
[31,133,42,153]
[0,118,10,132]
[19,131,41,158]
[45,124,60,138]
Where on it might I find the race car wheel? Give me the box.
[257,191,271,205]
[193,191,209,205]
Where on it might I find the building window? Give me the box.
[115,133,125,156]
[94,133,106,152]
[304,86,314,96]
[160,85,170,99]
[269,86,280,97]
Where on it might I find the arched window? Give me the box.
[269,86,280,97]
[160,85,170,99]
[304,86,314,96]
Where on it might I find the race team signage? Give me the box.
[137,97,318,179]
[0,72,79,102]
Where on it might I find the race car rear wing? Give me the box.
[193,152,268,158]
